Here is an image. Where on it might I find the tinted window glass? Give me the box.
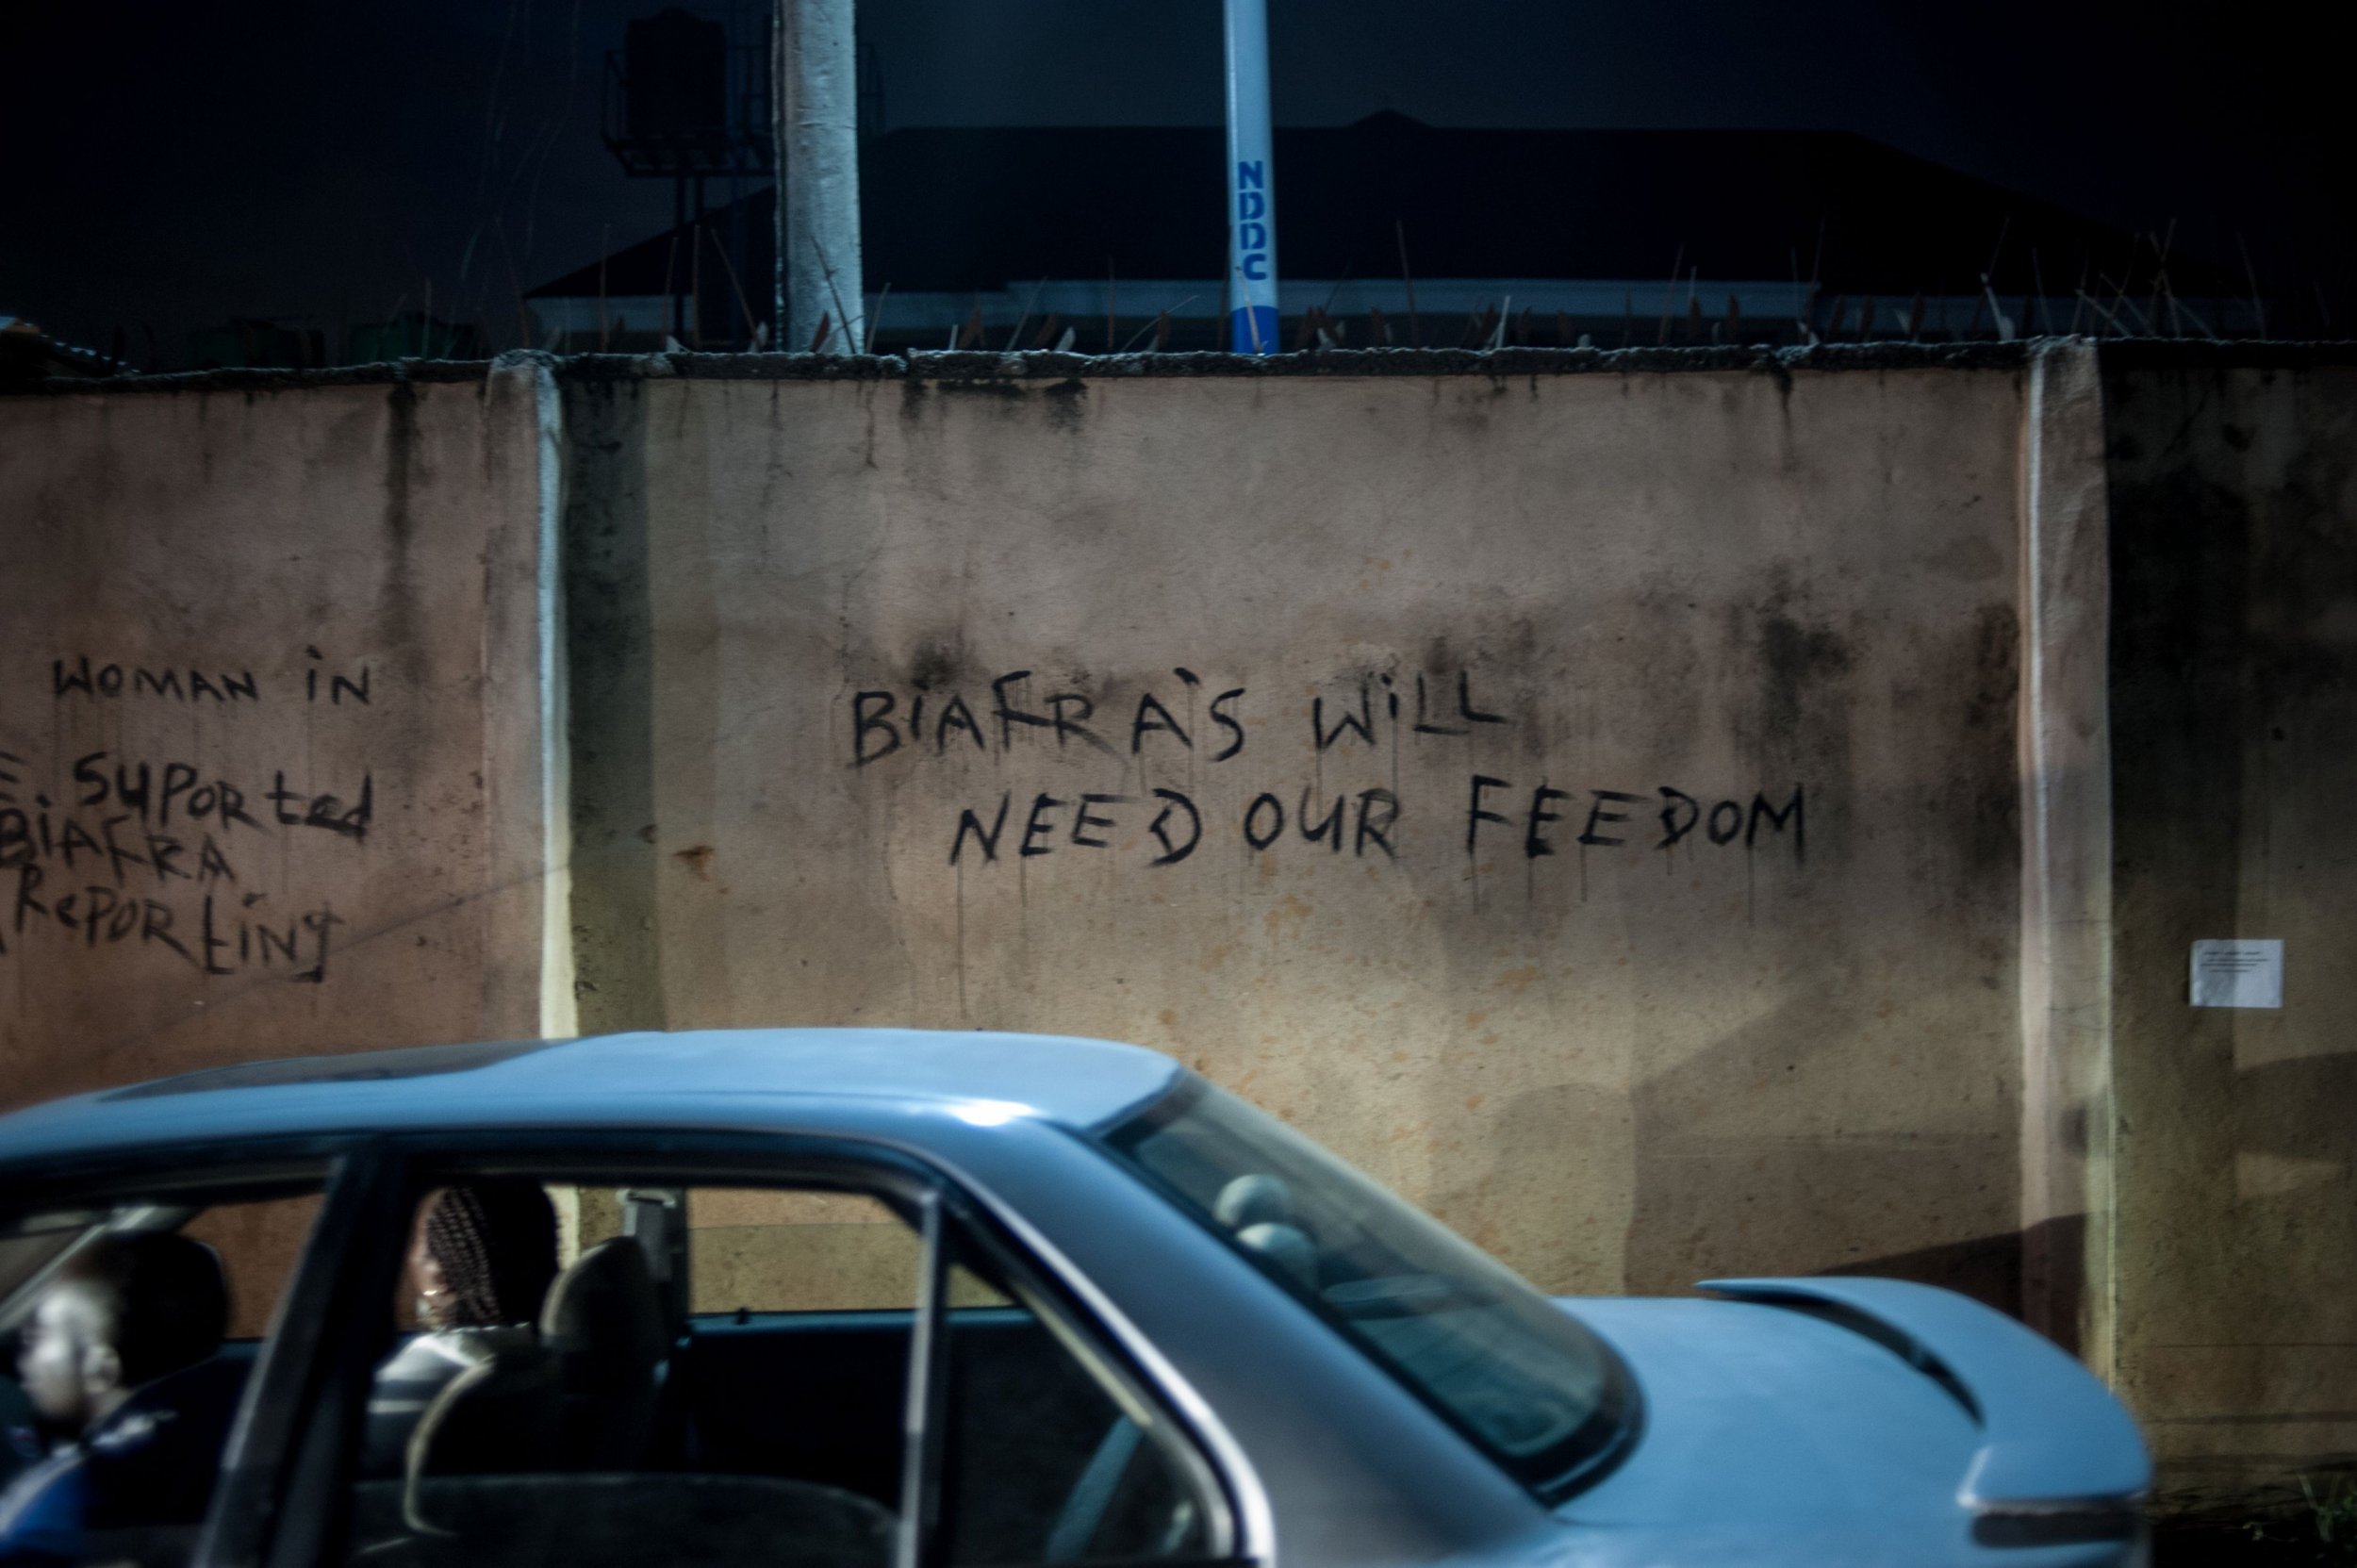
[183,1193,322,1337]
[0,1183,328,1568]
[341,1169,1215,1568]
[938,1228,1207,1566]
[1098,1076,1635,1500]
[348,1179,906,1568]
[0,1224,91,1307]
[688,1189,923,1313]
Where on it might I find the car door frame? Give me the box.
[242,1126,1249,1568]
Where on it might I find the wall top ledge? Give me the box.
[556,340,2045,383]
[13,357,505,397]
[21,338,2357,398]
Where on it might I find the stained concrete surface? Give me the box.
[2106,361,2357,1506]
[9,343,2354,1514]
[563,361,2031,1303]
[0,365,562,1102]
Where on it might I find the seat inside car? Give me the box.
[74,1350,257,1568]
[540,1237,667,1469]
[355,1473,896,1568]
[399,1333,561,1531]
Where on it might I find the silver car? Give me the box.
[0,1029,2148,1568]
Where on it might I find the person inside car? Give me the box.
[361,1180,560,1475]
[0,1232,233,1564]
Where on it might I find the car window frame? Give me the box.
[0,1132,377,1568]
[263,1128,1244,1568]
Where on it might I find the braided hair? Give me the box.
[421,1180,559,1329]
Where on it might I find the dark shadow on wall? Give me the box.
[1825,1225,2042,1327]
[1427,586,2028,1317]
[1617,967,2022,1316]
[2232,1054,2357,1164]
[2102,357,2357,1500]
[562,378,668,1032]
[1426,1080,1634,1295]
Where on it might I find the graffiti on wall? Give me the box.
[0,652,378,982]
[848,663,1805,876]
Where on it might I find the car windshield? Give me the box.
[1095,1076,1636,1500]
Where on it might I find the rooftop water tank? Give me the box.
[625,8,727,138]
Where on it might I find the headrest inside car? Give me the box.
[540,1236,664,1369]
[1234,1221,1318,1290]
[1213,1174,1294,1232]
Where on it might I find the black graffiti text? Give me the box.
[1468,778,1805,863]
[52,656,260,704]
[3,861,341,983]
[65,752,371,840]
[850,668,1246,766]
[949,784,1400,867]
[1313,668,1508,751]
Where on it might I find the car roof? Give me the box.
[0,1029,1186,1167]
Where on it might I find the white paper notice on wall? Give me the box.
[2190,939,2284,1009]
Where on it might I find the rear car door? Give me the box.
[257,1131,1243,1568]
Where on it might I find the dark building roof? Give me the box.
[535,114,2228,307]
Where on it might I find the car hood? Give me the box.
[1525,1291,2143,1567]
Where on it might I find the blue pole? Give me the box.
[1224,0,1277,354]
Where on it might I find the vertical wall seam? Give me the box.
[532,357,578,1039]
[2019,338,2118,1378]
[2019,345,2057,1344]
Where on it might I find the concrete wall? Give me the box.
[24,343,2356,1510]
[566,356,2036,1304]
[2105,356,2357,1506]
[0,364,567,1105]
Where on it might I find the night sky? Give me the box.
[6,0,2346,364]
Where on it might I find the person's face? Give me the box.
[16,1281,121,1432]
[406,1198,453,1329]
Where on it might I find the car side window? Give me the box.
[336,1164,1222,1568]
[686,1187,931,1312]
[0,1179,330,1568]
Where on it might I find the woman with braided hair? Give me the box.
[361,1180,559,1475]
[409,1181,560,1331]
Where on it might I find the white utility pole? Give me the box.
[1223,0,1277,354]
[776,0,865,353]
